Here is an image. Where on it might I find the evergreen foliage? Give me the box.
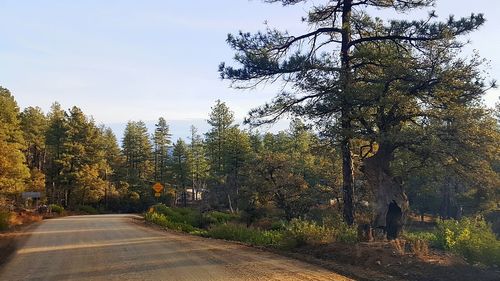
[0,87,29,200]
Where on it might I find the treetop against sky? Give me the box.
[0,0,498,139]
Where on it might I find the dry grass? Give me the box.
[390,239,406,255]
[390,238,429,258]
[410,239,429,258]
[8,211,42,228]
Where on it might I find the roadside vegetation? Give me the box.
[145,203,357,249]
[145,203,500,267]
[48,204,64,215]
[403,217,500,266]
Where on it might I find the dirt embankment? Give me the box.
[291,242,500,281]
[286,215,500,281]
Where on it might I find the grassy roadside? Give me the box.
[144,204,500,266]
[144,204,358,250]
[142,204,380,281]
[143,204,500,281]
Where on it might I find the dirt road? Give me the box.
[0,214,352,281]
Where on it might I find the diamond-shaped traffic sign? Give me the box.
[152,182,164,193]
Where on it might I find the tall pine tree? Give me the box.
[153,117,171,184]
[0,87,29,202]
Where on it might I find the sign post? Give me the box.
[22,192,42,208]
[22,192,42,199]
[152,182,164,200]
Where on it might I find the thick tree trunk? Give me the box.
[363,144,408,239]
[339,0,355,226]
[440,177,459,219]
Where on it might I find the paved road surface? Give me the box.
[0,214,351,281]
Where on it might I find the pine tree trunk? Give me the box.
[339,0,355,225]
[363,144,408,239]
[440,178,458,219]
[341,136,355,225]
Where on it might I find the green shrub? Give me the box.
[318,213,359,244]
[150,205,239,229]
[167,221,197,233]
[207,211,238,224]
[205,223,284,247]
[270,220,287,231]
[200,211,239,227]
[49,204,64,214]
[76,205,98,215]
[145,209,359,250]
[151,204,201,227]
[151,203,170,215]
[172,208,200,226]
[144,211,200,234]
[189,229,208,236]
[200,213,218,226]
[403,231,437,245]
[434,217,500,266]
[145,212,169,227]
[334,223,359,244]
[0,211,11,231]
[204,218,357,249]
[284,218,335,246]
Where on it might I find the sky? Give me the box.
[0,0,499,140]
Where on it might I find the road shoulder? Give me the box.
[134,216,392,281]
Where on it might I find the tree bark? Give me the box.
[440,177,458,219]
[363,144,408,239]
[341,136,355,225]
[339,0,355,225]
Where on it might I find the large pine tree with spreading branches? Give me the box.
[220,0,485,236]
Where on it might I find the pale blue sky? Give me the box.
[0,0,499,140]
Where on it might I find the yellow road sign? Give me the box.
[152,182,164,193]
[154,192,161,197]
